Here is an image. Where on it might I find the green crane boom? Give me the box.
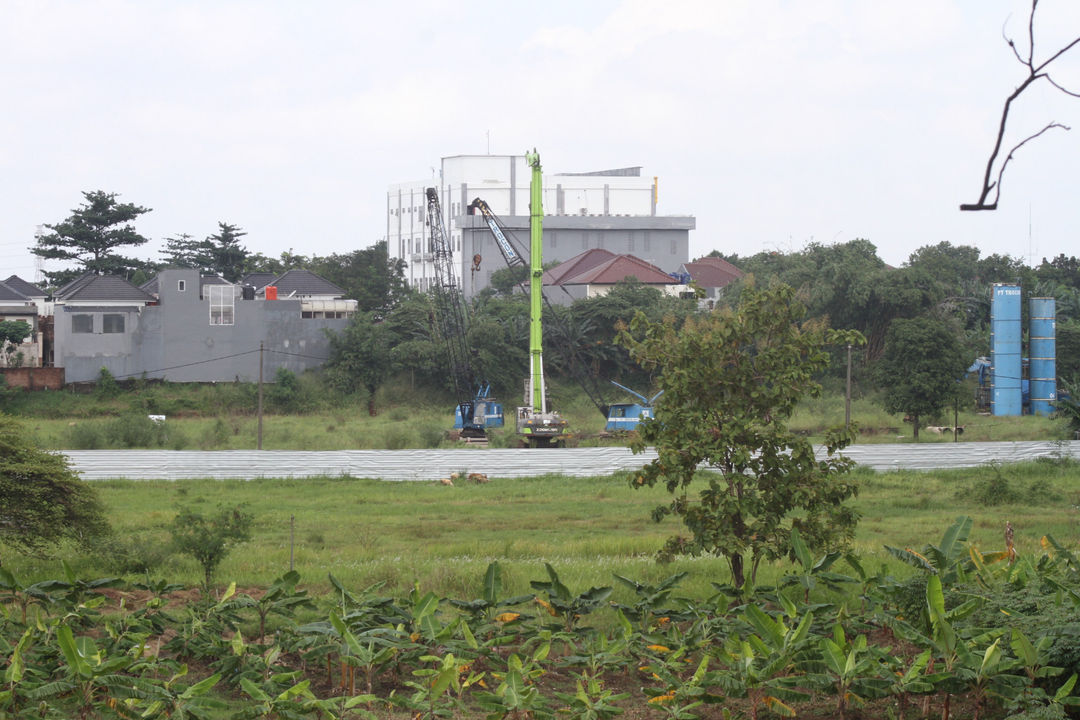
[514,148,569,447]
[527,149,546,413]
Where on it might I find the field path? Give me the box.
[63,440,1080,480]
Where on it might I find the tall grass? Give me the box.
[7,461,1078,605]
[9,371,1077,449]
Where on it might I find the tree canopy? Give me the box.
[617,280,862,592]
[0,414,110,562]
[876,314,969,440]
[33,190,152,287]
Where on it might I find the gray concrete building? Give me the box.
[53,269,352,383]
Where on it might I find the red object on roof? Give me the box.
[682,256,743,289]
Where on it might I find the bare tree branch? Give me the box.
[963,122,1070,210]
[961,0,1080,211]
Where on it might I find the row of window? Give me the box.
[72,314,126,334]
[301,311,353,319]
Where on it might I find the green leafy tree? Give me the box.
[617,280,861,591]
[876,314,968,441]
[160,232,215,273]
[308,241,407,316]
[169,504,253,590]
[0,320,31,367]
[324,311,396,415]
[32,190,152,286]
[0,414,110,564]
[207,222,249,282]
[243,248,310,276]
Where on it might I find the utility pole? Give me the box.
[845,344,852,430]
[257,343,263,451]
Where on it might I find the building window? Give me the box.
[72,314,93,333]
[178,280,186,292]
[670,239,677,254]
[102,314,125,334]
[644,234,651,252]
[208,284,235,326]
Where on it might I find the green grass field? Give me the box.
[10,459,1079,607]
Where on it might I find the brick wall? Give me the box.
[0,367,65,390]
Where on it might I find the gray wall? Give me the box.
[55,269,350,383]
[456,214,694,297]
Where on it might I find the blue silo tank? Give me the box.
[991,284,1022,416]
[1029,297,1056,416]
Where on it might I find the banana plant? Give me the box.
[610,570,689,633]
[812,623,889,719]
[553,672,630,720]
[473,650,553,720]
[712,604,815,719]
[326,609,401,697]
[778,527,858,605]
[235,676,323,719]
[558,622,632,680]
[134,665,226,720]
[530,563,612,633]
[1005,627,1080,715]
[399,652,483,719]
[449,562,533,626]
[881,649,940,720]
[954,635,1026,720]
[327,573,397,632]
[642,653,716,720]
[52,622,136,719]
[231,570,314,641]
[884,516,973,586]
[0,567,59,625]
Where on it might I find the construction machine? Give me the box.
[424,187,503,440]
[513,150,570,447]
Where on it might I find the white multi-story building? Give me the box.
[386,154,695,297]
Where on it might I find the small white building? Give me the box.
[387,154,695,297]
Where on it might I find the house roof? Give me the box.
[265,269,343,297]
[200,275,231,292]
[682,257,743,288]
[241,272,278,290]
[140,276,159,295]
[53,273,155,303]
[0,280,32,303]
[3,275,46,297]
[542,249,617,285]
[558,254,675,286]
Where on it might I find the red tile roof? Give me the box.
[542,249,616,285]
[683,256,743,288]
[557,254,675,286]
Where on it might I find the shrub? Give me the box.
[96,366,120,398]
[383,426,415,450]
[267,367,301,411]
[170,504,253,590]
[101,532,175,575]
[67,421,105,449]
[105,413,168,448]
[199,417,231,449]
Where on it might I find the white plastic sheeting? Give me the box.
[63,441,1080,481]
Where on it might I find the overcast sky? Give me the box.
[3,0,1080,282]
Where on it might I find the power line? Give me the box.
[111,349,260,379]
